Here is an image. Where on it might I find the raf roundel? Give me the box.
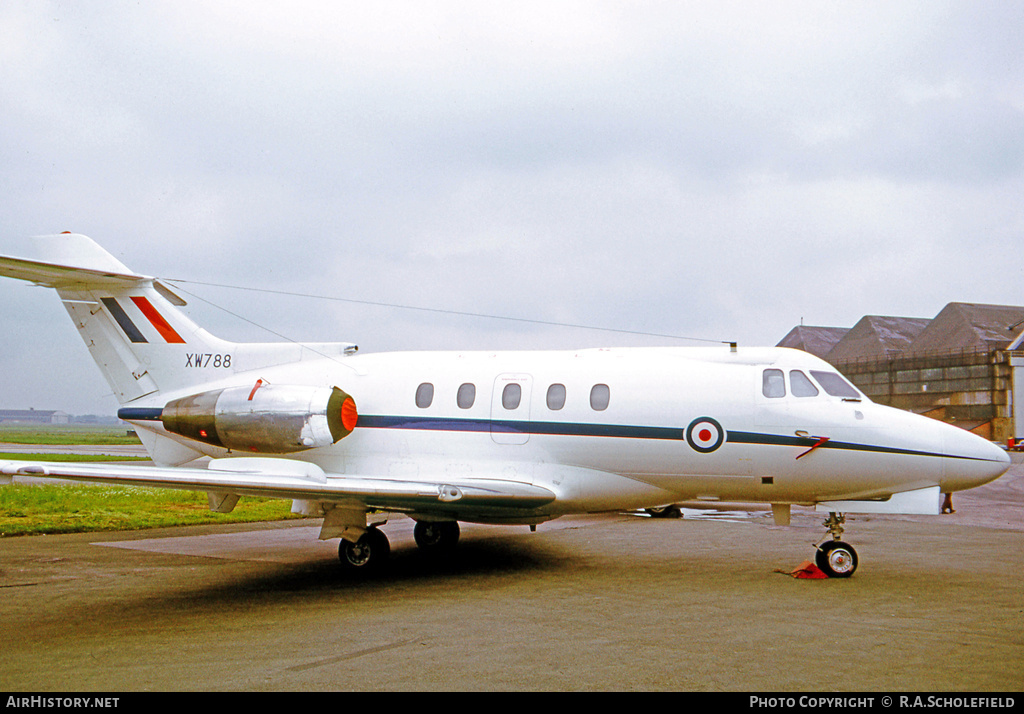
[686,417,725,453]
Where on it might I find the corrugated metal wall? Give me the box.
[831,349,1014,442]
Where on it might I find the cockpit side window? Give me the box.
[809,370,861,399]
[789,370,819,397]
[762,369,785,398]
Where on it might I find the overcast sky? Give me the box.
[1,1,1022,416]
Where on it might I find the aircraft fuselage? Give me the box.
[121,344,1010,521]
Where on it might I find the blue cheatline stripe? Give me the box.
[101,297,148,343]
[356,415,684,440]
[357,415,996,462]
[724,430,963,460]
[722,430,993,462]
[115,410,998,464]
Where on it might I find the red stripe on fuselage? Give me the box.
[130,296,186,343]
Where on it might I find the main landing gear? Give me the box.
[644,505,682,519]
[815,512,858,578]
[337,520,462,572]
[338,526,391,571]
[413,520,461,553]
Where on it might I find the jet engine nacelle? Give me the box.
[161,382,357,454]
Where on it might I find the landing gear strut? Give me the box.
[815,512,858,578]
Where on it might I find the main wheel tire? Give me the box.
[413,520,460,552]
[339,527,391,571]
[815,540,858,578]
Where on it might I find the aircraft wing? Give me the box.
[0,457,557,512]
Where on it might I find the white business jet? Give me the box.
[0,235,1010,577]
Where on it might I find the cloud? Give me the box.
[1,1,1022,415]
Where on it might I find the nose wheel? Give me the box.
[815,512,858,578]
[816,540,858,578]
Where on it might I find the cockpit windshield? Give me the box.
[809,370,861,399]
[761,368,863,400]
[789,370,819,397]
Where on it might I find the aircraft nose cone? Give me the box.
[941,425,1011,492]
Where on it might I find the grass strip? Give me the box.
[0,453,150,462]
[0,483,304,537]
[1,452,302,536]
[0,425,142,446]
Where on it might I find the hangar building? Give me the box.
[779,302,1024,444]
[0,409,71,425]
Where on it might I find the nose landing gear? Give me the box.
[815,512,858,578]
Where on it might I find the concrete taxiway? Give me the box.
[1,457,1022,692]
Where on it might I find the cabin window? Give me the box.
[415,382,434,408]
[810,371,861,399]
[762,369,785,398]
[502,383,522,410]
[590,383,610,411]
[789,370,819,398]
[457,383,476,409]
[546,383,566,410]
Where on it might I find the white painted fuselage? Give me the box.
[122,343,1011,524]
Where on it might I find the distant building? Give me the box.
[776,325,849,359]
[779,302,1024,443]
[0,409,71,425]
[908,302,1024,355]
[825,315,931,363]
[1010,330,1024,446]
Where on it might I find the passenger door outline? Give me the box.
[490,373,533,445]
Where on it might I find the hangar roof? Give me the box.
[776,325,849,358]
[826,315,932,363]
[779,302,1024,362]
[909,303,1024,355]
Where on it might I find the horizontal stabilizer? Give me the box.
[0,234,188,304]
[0,234,145,287]
[0,253,145,288]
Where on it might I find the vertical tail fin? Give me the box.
[2,234,359,465]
